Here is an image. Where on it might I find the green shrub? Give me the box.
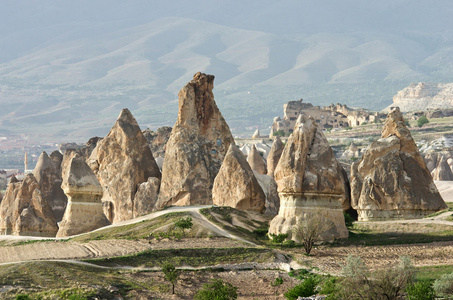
[433,272,453,298]
[319,277,337,295]
[194,278,238,300]
[271,277,284,286]
[270,233,288,245]
[15,295,30,300]
[343,212,355,229]
[406,281,435,300]
[284,276,317,300]
[417,115,429,128]
[273,130,286,137]
[174,217,193,235]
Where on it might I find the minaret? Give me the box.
[24,151,28,172]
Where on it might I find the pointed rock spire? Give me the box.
[267,136,284,178]
[33,151,67,221]
[0,174,58,236]
[269,115,349,241]
[157,72,234,208]
[247,144,267,175]
[92,108,161,223]
[212,144,265,212]
[351,107,447,220]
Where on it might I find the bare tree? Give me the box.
[291,210,330,255]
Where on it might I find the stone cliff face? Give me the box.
[156,72,234,208]
[390,82,453,112]
[269,115,349,241]
[57,153,110,237]
[212,144,265,213]
[90,108,161,223]
[351,108,447,220]
[33,151,67,221]
[0,174,58,236]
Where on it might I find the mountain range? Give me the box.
[0,0,452,142]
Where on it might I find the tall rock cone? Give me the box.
[267,136,284,178]
[212,144,265,212]
[91,108,161,223]
[351,107,447,221]
[432,155,453,181]
[247,144,267,175]
[269,115,349,241]
[0,174,58,236]
[156,72,234,208]
[33,151,68,221]
[57,154,110,237]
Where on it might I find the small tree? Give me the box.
[194,278,238,300]
[417,115,429,127]
[174,216,193,236]
[292,211,330,255]
[162,262,179,294]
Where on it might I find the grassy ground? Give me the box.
[71,212,197,243]
[333,222,453,247]
[84,247,276,268]
[200,206,271,244]
[416,265,453,281]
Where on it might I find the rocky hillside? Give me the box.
[388,82,453,112]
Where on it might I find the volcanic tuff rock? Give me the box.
[157,72,234,208]
[267,136,284,178]
[431,155,453,181]
[351,107,447,221]
[33,151,67,221]
[142,126,172,158]
[247,144,267,175]
[389,82,453,112]
[90,108,161,223]
[133,177,160,217]
[0,174,58,236]
[49,150,63,173]
[57,154,110,237]
[77,137,103,161]
[254,171,280,215]
[212,144,265,213]
[269,115,349,241]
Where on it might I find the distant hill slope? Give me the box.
[387,83,453,112]
[0,0,452,141]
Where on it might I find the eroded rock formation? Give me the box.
[269,115,349,241]
[351,108,447,220]
[33,151,67,221]
[390,82,453,112]
[57,154,110,237]
[254,171,280,215]
[247,144,267,175]
[157,72,234,208]
[212,144,265,212]
[267,136,284,178]
[142,126,172,158]
[134,177,160,217]
[0,174,58,236]
[90,108,161,223]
